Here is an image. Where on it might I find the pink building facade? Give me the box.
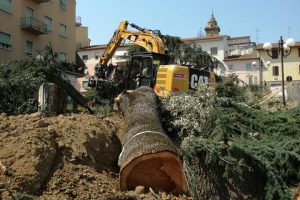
[76,44,131,94]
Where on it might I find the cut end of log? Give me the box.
[120,151,187,194]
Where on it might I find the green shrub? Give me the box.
[0,61,45,115]
[160,75,299,199]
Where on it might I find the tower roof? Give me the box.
[208,14,217,23]
[205,13,220,36]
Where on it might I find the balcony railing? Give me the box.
[21,17,48,35]
[76,16,82,27]
[32,0,50,3]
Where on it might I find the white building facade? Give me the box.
[182,14,259,85]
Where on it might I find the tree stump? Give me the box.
[38,82,67,116]
[117,87,187,194]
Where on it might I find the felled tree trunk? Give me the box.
[117,87,187,194]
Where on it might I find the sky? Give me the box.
[76,0,300,46]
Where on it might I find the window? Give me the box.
[272,49,278,59]
[246,75,253,85]
[44,16,53,32]
[0,31,12,49]
[271,83,281,87]
[59,24,67,38]
[82,81,89,88]
[0,0,11,13]
[254,77,258,85]
[26,7,34,26]
[84,68,88,75]
[272,66,279,76]
[95,52,99,59]
[58,52,66,62]
[82,55,88,61]
[298,48,300,57]
[210,47,218,55]
[25,41,33,56]
[299,65,300,75]
[60,0,66,9]
[228,64,234,70]
[246,63,252,70]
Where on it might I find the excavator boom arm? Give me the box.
[99,21,165,66]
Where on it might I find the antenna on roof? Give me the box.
[255,28,260,44]
[197,27,203,37]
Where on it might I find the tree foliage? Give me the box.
[129,31,224,71]
[160,77,299,199]
[0,45,90,115]
[0,61,46,115]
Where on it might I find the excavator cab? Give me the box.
[125,52,169,90]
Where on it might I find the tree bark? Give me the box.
[117,86,187,194]
[38,82,67,115]
[43,69,93,114]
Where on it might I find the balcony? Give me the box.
[76,16,82,27]
[32,0,50,3]
[21,17,48,35]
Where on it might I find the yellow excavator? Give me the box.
[89,20,217,97]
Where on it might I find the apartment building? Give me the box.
[224,54,260,85]
[223,36,259,86]
[256,42,300,100]
[75,16,90,50]
[182,35,228,62]
[0,0,76,63]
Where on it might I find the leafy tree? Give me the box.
[0,61,45,115]
[128,45,147,55]
[0,45,91,115]
[160,76,299,199]
[128,31,224,71]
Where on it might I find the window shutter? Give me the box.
[0,32,11,45]
[25,41,33,55]
[0,0,11,12]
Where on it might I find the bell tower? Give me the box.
[204,12,221,36]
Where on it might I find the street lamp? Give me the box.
[252,59,270,88]
[263,36,295,107]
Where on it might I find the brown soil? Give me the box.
[0,113,186,200]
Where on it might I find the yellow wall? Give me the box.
[258,46,300,83]
[0,0,76,62]
[76,26,90,49]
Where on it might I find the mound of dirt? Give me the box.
[0,113,123,198]
[0,113,188,199]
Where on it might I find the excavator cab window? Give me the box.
[126,54,154,90]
